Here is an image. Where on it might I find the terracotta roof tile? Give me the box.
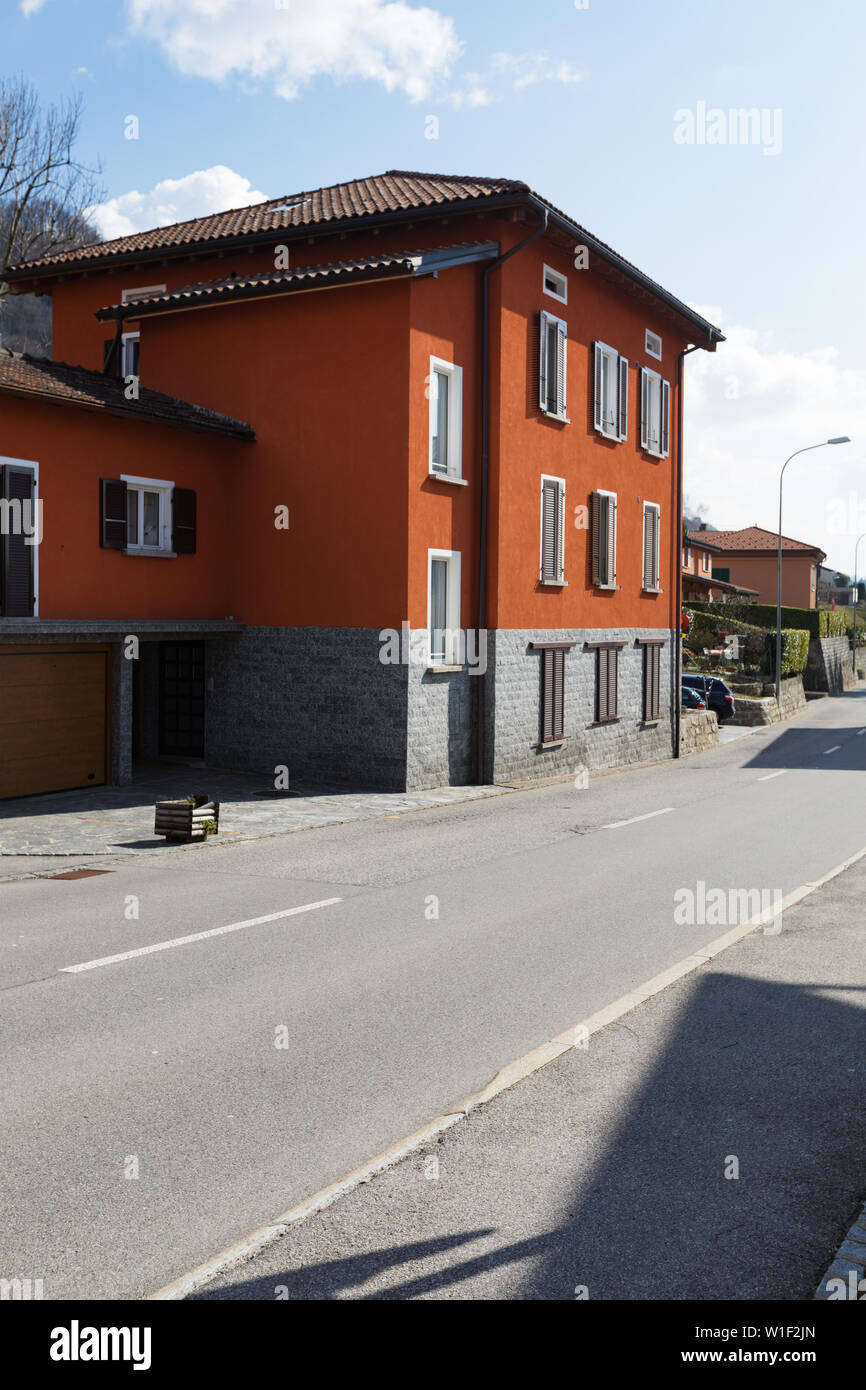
[687,526,824,555]
[93,244,498,319]
[0,349,254,440]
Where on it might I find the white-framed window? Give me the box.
[682,545,691,568]
[701,549,711,573]
[121,284,166,305]
[540,474,566,583]
[428,357,462,478]
[642,503,661,591]
[122,474,173,553]
[121,332,140,379]
[640,367,670,458]
[539,310,568,420]
[645,329,663,361]
[591,489,617,588]
[542,264,567,304]
[427,548,461,665]
[593,341,628,441]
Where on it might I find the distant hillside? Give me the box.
[0,292,51,357]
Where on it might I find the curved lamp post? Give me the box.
[776,437,850,706]
[854,531,866,679]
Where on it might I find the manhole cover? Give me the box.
[49,869,114,881]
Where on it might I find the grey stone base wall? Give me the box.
[484,628,675,785]
[806,636,855,693]
[205,627,408,790]
[406,658,475,790]
[680,709,719,755]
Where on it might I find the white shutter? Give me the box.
[602,493,617,586]
[556,319,567,418]
[661,379,671,457]
[593,342,603,433]
[557,479,566,579]
[643,506,653,589]
[640,369,649,451]
[539,312,549,413]
[617,354,629,440]
[541,479,557,579]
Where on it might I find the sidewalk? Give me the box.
[0,763,507,858]
[191,849,866,1300]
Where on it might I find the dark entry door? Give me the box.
[159,642,205,757]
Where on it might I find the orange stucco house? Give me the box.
[688,526,825,608]
[681,529,758,602]
[1,171,722,798]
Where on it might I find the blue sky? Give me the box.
[6,0,866,570]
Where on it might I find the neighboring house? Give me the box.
[688,526,825,608]
[1,170,722,800]
[681,529,758,602]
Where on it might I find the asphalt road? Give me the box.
[2,691,866,1299]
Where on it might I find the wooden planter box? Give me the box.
[154,796,220,842]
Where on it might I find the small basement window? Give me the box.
[542,264,567,304]
[645,329,663,361]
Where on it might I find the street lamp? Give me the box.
[854,532,866,679]
[776,437,850,706]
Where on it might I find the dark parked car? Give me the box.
[682,674,735,722]
[681,684,707,710]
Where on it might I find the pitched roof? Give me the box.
[94,243,500,321]
[7,173,523,274]
[0,349,254,440]
[4,169,723,346]
[687,526,825,556]
[682,570,760,596]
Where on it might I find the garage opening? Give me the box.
[0,647,109,799]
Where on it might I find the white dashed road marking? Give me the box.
[59,898,344,973]
[757,770,787,782]
[824,746,842,756]
[602,808,674,830]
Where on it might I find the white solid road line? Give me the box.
[824,745,842,755]
[149,840,866,1302]
[602,807,674,830]
[757,770,788,782]
[58,898,344,974]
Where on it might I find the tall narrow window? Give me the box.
[640,367,671,458]
[541,647,565,742]
[121,332,140,379]
[539,310,567,420]
[540,475,566,583]
[428,358,462,478]
[593,342,629,441]
[591,490,617,588]
[640,641,664,722]
[0,460,37,617]
[593,645,623,723]
[427,549,461,665]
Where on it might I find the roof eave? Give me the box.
[0,381,255,440]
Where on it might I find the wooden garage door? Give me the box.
[0,650,108,799]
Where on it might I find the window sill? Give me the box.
[539,578,568,587]
[427,471,468,486]
[589,718,620,727]
[532,737,568,749]
[642,448,665,461]
[122,548,177,559]
[426,663,463,674]
[594,582,620,591]
[540,409,571,424]
[594,426,622,443]
[642,586,664,595]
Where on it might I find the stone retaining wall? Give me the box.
[730,676,807,726]
[679,709,719,754]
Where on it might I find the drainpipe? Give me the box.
[475,206,548,784]
[674,343,703,757]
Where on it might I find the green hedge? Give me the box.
[685,599,842,639]
[763,628,810,677]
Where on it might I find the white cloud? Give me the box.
[20,0,49,14]
[128,0,461,102]
[490,52,584,91]
[87,165,269,240]
[685,312,865,570]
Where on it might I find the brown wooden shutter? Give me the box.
[641,643,662,721]
[597,648,609,722]
[552,647,565,740]
[542,648,554,742]
[172,488,197,555]
[100,478,127,549]
[1,465,36,617]
[651,645,660,720]
[607,647,619,719]
[591,491,601,585]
